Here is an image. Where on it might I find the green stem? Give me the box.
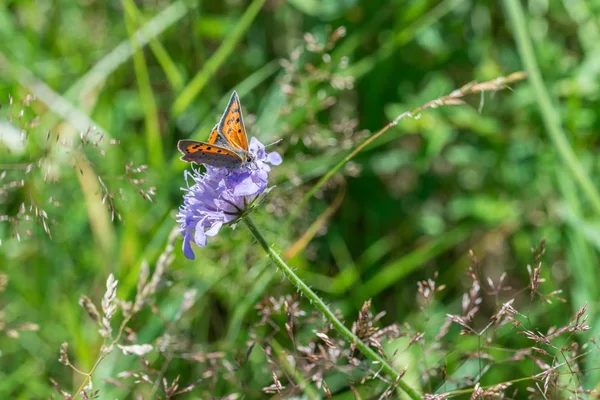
[504,0,600,216]
[243,216,422,400]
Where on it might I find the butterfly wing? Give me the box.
[177,91,250,168]
[217,91,249,152]
[207,124,232,149]
[177,140,243,168]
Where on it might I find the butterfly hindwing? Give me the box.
[207,124,231,149]
[217,91,249,152]
[177,140,243,168]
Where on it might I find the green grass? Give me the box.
[1,0,599,398]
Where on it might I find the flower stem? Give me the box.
[243,216,422,400]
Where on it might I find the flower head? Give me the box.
[177,137,282,259]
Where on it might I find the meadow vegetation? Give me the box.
[1,0,599,398]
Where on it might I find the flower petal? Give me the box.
[194,220,207,247]
[205,221,223,237]
[182,231,196,260]
[233,179,261,196]
[267,151,282,165]
[249,137,263,153]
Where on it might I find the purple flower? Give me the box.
[177,137,282,259]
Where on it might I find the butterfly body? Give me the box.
[178,91,253,169]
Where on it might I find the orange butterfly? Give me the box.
[178,91,254,168]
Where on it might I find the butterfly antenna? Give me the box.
[264,138,283,148]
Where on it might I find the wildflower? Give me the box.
[177,137,282,259]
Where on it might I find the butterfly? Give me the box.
[178,91,255,169]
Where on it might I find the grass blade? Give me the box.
[125,1,185,91]
[123,0,164,167]
[503,0,600,215]
[71,0,192,103]
[345,0,466,79]
[171,0,267,116]
[360,225,473,300]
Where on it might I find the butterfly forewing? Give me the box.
[217,91,249,152]
[177,140,244,168]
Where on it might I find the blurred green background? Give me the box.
[1,0,600,398]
